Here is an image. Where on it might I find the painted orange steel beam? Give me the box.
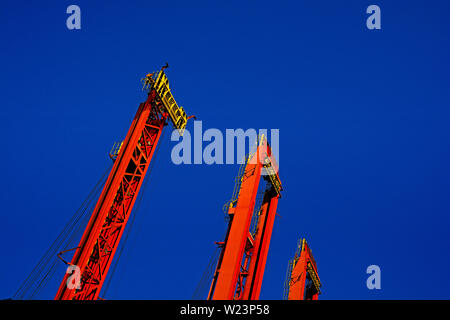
[286,239,321,300]
[55,90,167,300]
[242,196,278,300]
[55,66,187,300]
[208,137,282,300]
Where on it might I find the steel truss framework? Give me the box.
[55,90,168,300]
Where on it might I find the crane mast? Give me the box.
[284,239,321,300]
[208,137,282,300]
[55,66,188,300]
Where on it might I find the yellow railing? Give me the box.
[263,161,282,196]
[153,70,187,135]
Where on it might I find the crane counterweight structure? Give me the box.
[208,137,282,300]
[55,66,189,300]
[283,239,321,300]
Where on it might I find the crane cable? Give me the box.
[29,180,105,300]
[28,165,111,300]
[191,245,222,300]
[13,164,112,300]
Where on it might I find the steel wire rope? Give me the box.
[15,164,111,299]
[28,165,111,299]
[191,245,222,300]
[30,172,108,300]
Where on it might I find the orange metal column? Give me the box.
[55,91,167,300]
[287,254,308,300]
[242,195,279,300]
[208,137,282,300]
[286,239,321,300]
[210,151,263,299]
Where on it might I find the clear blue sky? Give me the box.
[1,0,449,299]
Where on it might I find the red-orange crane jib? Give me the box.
[286,239,321,300]
[55,66,188,300]
[208,137,282,300]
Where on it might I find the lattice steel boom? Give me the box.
[55,66,189,300]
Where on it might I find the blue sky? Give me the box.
[1,0,450,299]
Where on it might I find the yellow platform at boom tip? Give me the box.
[144,70,188,135]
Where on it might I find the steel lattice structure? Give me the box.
[55,66,188,300]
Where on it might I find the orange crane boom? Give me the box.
[55,66,189,300]
[284,239,321,300]
[208,137,282,300]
